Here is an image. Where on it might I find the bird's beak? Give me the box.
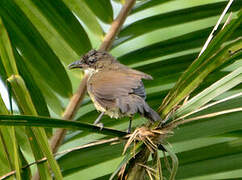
[68,60,83,69]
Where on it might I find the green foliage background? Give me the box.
[0,0,241,179]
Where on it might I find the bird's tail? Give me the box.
[134,95,161,122]
[143,105,161,122]
[118,95,161,122]
[134,96,161,122]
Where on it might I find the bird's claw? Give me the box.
[126,127,131,134]
[95,122,104,130]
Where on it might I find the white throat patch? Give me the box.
[84,68,99,75]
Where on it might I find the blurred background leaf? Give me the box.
[83,0,113,24]
[0,0,241,179]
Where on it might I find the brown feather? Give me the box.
[70,49,160,122]
[88,70,147,101]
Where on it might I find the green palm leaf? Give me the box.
[0,0,241,179]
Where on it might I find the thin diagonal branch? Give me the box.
[50,0,136,154]
[175,92,242,122]
[50,75,88,153]
[33,2,136,180]
[174,107,242,127]
[165,107,242,131]
[198,0,234,57]
[99,0,136,51]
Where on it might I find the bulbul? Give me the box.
[68,49,161,132]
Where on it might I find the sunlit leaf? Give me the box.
[115,1,241,46]
[159,13,242,117]
[176,68,242,117]
[84,0,113,23]
[63,0,104,40]
[0,0,72,97]
[0,115,127,137]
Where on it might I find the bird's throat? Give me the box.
[85,68,99,76]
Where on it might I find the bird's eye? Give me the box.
[89,57,96,64]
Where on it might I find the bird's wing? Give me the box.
[118,64,153,80]
[87,70,151,109]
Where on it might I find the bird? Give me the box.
[68,49,161,133]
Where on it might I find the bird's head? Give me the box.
[68,49,116,71]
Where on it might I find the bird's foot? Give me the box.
[126,117,132,134]
[94,122,104,130]
[126,127,132,134]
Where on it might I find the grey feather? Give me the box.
[87,69,161,122]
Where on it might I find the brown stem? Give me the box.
[49,0,136,156]
[99,0,136,51]
[50,75,88,154]
[32,1,138,179]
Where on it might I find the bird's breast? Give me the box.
[88,90,106,112]
[89,92,121,119]
[87,76,121,119]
